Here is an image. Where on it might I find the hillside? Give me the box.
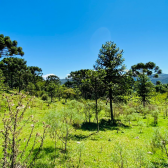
[60,78,69,84]
[60,73,168,85]
[150,73,168,84]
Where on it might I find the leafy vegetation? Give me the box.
[1,35,168,167]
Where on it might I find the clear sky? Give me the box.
[1,0,168,79]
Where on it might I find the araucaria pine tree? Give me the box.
[131,62,162,107]
[94,41,126,123]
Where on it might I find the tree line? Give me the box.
[1,34,168,124]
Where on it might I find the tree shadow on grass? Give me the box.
[31,146,70,167]
[32,147,61,161]
[77,118,130,132]
[149,122,158,127]
[5,90,13,94]
[69,132,97,141]
[152,160,168,168]
[32,163,53,168]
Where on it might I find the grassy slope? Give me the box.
[0,91,168,167]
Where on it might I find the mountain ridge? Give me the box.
[60,73,168,85]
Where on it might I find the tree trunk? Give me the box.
[10,73,13,89]
[96,98,99,132]
[95,77,99,132]
[19,75,21,93]
[89,111,90,123]
[143,101,145,108]
[109,88,114,123]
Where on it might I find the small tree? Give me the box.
[151,129,168,157]
[47,83,57,102]
[28,66,43,86]
[83,100,94,123]
[63,87,76,103]
[94,41,130,123]
[53,106,82,152]
[45,111,61,163]
[111,142,128,167]
[152,110,159,125]
[131,62,162,107]
[135,75,155,107]
[27,82,36,95]
[46,75,60,102]
[82,69,105,132]
[0,57,27,91]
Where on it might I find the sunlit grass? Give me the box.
[1,91,168,167]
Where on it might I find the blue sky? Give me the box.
[1,0,168,79]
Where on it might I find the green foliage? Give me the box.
[46,83,57,102]
[0,57,27,90]
[138,121,145,133]
[0,69,5,90]
[1,37,168,167]
[45,110,61,136]
[82,69,106,131]
[1,90,168,167]
[126,114,134,126]
[132,112,141,124]
[152,110,159,125]
[0,34,24,58]
[131,62,162,77]
[46,75,60,85]
[41,94,48,101]
[151,129,168,157]
[126,107,136,115]
[82,100,95,122]
[94,41,133,122]
[28,66,43,85]
[63,87,76,101]
[0,93,48,167]
[135,74,155,107]
[111,142,128,167]
[132,62,162,107]
[27,82,36,95]
[45,75,61,102]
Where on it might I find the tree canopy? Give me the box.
[131,62,162,107]
[0,34,24,58]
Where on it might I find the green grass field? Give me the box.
[1,91,168,168]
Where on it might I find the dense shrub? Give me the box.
[41,94,48,101]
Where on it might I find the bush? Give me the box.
[152,110,159,125]
[0,93,48,167]
[41,94,48,101]
[151,129,168,157]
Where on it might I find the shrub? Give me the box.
[111,142,128,167]
[126,114,134,126]
[152,110,159,125]
[138,121,145,133]
[41,94,48,101]
[0,93,48,168]
[150,129,168,157]
[132,113,141,124]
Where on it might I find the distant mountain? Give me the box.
[60,74,168,85]
[60,79,69,85]
[133,73,168,84]
[150,73,168,84]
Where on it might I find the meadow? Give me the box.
[1,90,168,168]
